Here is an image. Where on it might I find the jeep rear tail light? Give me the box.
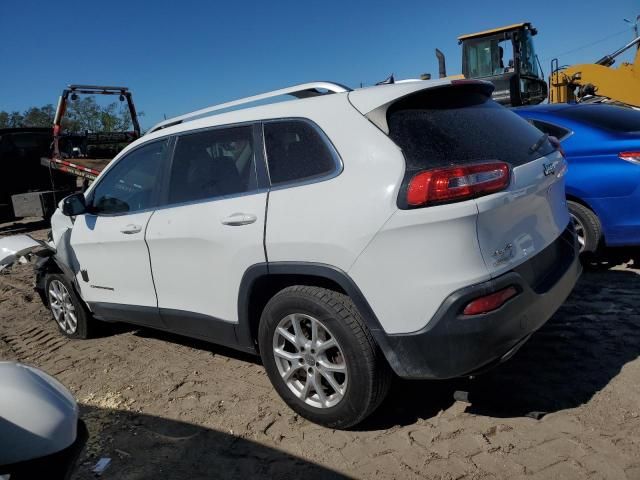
[406,162,510,207]
[462,286,518,315]
[619,152,640,165]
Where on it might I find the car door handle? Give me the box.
[221,213,257,226]
[120,224,142,234]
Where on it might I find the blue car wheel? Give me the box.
[568,200,602,254]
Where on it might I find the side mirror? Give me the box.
[61,193,87,216]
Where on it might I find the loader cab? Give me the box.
[459,22,547,106]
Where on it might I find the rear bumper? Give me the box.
[380,225,581,379]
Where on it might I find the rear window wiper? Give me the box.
[529,133,549,155]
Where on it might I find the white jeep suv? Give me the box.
[38,79,580,428]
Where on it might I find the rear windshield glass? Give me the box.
[386,85,554,171]
[554,104,640,132]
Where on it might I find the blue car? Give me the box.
[514,103,640,252]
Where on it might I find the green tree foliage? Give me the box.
[0,97,140,132]
[22,105,55,127]
[0,111,27,128]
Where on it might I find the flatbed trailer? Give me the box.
[0,128,76,220]
[7,85,141,218]
[40,157,110,181]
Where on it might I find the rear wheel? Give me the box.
[568,200,602,254]
[45,274,91,339]
[258,286,391,429]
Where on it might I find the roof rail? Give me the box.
[149,81,351,133]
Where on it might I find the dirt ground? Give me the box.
[1,218,639,480]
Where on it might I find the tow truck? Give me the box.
[3,85,141,220]
[44,84,141,183]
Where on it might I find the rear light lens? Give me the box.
[619,152,640,165]
[462,286,518,315]
[406,162,510,207]
[548,135,565,157]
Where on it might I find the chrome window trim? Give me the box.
[152,187,270,213]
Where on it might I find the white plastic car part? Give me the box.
[0,362,79,465]
[0,235,48,271]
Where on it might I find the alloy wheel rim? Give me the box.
[570,213,586,252]
[272,313,348,409]
[48,280,77,335]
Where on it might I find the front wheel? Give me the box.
[258,286,391,429]
[45,273,92,339]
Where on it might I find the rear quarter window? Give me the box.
[528,119,572,141]
[387,85,554,171]
[264,120,338,186]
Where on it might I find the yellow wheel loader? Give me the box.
[549,36,640,107]
[438,22,640,108]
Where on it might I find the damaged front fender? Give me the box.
[1,233,81,310]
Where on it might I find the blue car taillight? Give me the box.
[619,152,640,165]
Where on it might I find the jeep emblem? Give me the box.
[543,162,556,176]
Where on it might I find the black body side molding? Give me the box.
[87,302,248,352]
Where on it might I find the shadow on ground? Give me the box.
[365,258,640,428]
[75,405,348,480]
[462,264,640,419]
[132,327,261,365]
[95,250,640,431]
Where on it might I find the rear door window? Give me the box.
[264,120,337,186]
[168,125,257,204]
[387,85,554,172]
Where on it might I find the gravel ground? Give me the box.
[1,218,639,479]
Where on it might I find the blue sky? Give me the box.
[1,0,637,129]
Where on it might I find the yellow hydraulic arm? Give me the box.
[549,36,640,106]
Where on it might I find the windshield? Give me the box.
[464,35,514,78]
[520,30,540,77]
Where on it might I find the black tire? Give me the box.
[44,273,92,339]
[568,200,602,254]
[258,285,392,429]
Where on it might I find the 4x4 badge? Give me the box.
[543,162,556,176]
[492,243,514,265]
